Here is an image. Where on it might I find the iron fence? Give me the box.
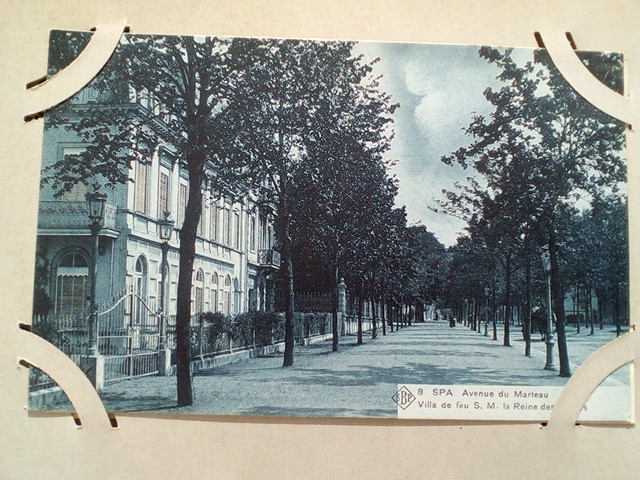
[97,291,161,383]
[30,314,87,392]
[342,315,375,336]
[165,311,334,364]
[30,299,375,393]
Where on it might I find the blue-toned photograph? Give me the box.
[30,31,629,420]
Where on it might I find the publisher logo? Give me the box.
[392,386,416,410]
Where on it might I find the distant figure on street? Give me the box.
[530,305,554,340]
[449,315,456,328]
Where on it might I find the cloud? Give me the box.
[355,41,533,246]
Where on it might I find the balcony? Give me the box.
[38,201,119,237]
[257,249,281,270]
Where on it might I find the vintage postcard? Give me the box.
[29,30,630,421]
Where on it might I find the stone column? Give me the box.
[338,278,347,336]
[337,278,347,314]
[81,355,105,392]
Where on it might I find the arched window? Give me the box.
[211,273,219,312]
[157,261,170,314]
[222,275,232,314]
[194,269,204,314]
[134,256,148,300]
[55,252,88,318]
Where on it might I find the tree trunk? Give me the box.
[332,265,339,352]
[614,282,621,337]
[176,152,206,407]
[381,292,387,336]
[466,300,470,328]
[524,251,532,357]
[587,284,594,335]
[575,285,581,334]
[492,282,497,341]
[503,253,511,347]
[278,182,295,367]
[371,287,377,339]
[357,281,363,345]
[550,228,571,377]
[597,288,604,330]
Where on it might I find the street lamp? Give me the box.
[540,244,556,370]
[86,190,107,357]
[157,212,174,352]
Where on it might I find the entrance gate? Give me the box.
[97,290,161,383]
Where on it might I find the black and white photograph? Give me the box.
[29,30,630,420]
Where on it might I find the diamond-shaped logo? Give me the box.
[392,386,416,410]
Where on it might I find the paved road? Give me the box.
[97,319,628,417]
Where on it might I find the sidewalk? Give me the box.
[97,319,628,417]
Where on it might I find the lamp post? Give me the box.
[540,245,556,370]
[158,212,174,349]
[86,190,107,357]
[157,212,174,375]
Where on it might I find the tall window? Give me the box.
[135,161,151,214]
[250,216,256,251]
[137,87,150,109]
[61,148,89,201]
[133,256,148,326]
[55,252,88,317]
[158,171,170,218]
[224,276,232,314]
[225,206,232,246]
[260,216,268,249]
[233,211,240,249]
[209,201,218,242]
[211,273,219,312]
[177,182,188,228]
[234,277,241,314]
[194,269,204,314]
[198,195,206,237]
[152,94,161,116]
[220,204,228,246]
[134,256,148,299]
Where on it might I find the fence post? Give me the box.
[158,312,171,376]
[199,316,204,360]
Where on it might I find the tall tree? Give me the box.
[440,47,625,376]
[225,39,396,364]
[291,135,397,350]
[42,33,245,406]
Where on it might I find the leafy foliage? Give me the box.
[439,46,626,364]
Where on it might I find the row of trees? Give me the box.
[436,48,627,376]
[41,33,628,404]
[43,33,449,406]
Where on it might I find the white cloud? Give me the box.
[355,42,535,246]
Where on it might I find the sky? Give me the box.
[353,42,535,247]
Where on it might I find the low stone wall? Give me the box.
[28,331,340,407]
[181,331,335,373]
[28,385,69,410]
[178,341,286,374]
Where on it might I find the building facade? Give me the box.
[35,87,280,327]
